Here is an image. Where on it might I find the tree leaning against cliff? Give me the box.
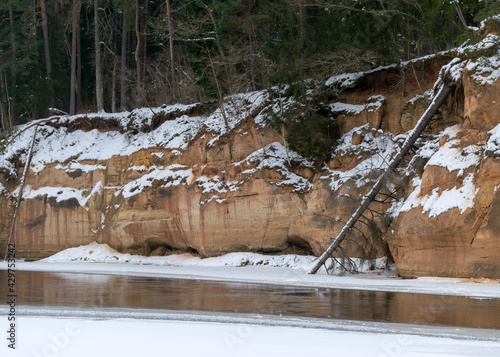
[309,59,466,275]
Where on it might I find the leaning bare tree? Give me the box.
[310,61,463,274]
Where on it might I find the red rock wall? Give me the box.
[2,54,500,279]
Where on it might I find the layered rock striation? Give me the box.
[1,24,500,278]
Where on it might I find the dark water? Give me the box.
[2,270,500,329]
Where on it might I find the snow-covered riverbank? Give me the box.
[2,242,500,299]
[2,243,500,356]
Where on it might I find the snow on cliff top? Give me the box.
[324,30,500,90]
[0,90,268,175]
[2,43,496,178]
[324,53,440,90]
[462,33,500,85]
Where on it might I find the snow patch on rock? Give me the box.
[400,173,478,218]
[20,182,104,209]
[119,164,193,199]
[463,34,500,85]
[487,123,500,155]
[329,95,385,116]
[406,89,433,107]
[236,142,314,193]
[425,140,481,176]
[321,125,400,191]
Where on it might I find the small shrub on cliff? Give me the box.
[264,94,341,159]
[455,31,483,49]
[0,134,6,155]
[475,3,500,25]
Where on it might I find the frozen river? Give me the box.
[2,270,500,329]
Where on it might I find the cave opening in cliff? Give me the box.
[124,238,201,257]
[257,236,314,256]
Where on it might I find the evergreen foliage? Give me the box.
[264,87,341,158]
[0,0,496,132]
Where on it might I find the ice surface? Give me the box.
[2,315,499,357]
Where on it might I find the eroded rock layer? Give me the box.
[1,32,500,278]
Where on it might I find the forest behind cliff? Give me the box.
[0,0,498,130]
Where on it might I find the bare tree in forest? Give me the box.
[41,0,54,108]
[8,4,16,123]
[70,0,80,115]
[120,0,128,111]
[134,0,143,107]
[298,0,307,89]
[77,8,82,112]
[133,0,148,108]
[142,0,147,101]
[166,0,176,102]
[95,0,104,111]
[111,31,118,113]
[0,59,12,131]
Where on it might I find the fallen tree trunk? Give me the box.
[309,65,460,274]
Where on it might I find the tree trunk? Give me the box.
[166,0,176,102]
[453,1,469,31]
[249,31,256,91]
[141,0,147,101]
[111,38,117,113]
[40,0,54,108]
[309,68,459,274]
[69,0,78,115]
[298,0,307,90]
[0,62,9,132]
[135,0,142,108]
[0,100,6,133]
[8,5,16,125]
[77,11,82,112]
[206,4,230,91]
[95,0,104,112]
[120,0,128,111]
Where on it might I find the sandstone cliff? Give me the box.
[1,22,500,278]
